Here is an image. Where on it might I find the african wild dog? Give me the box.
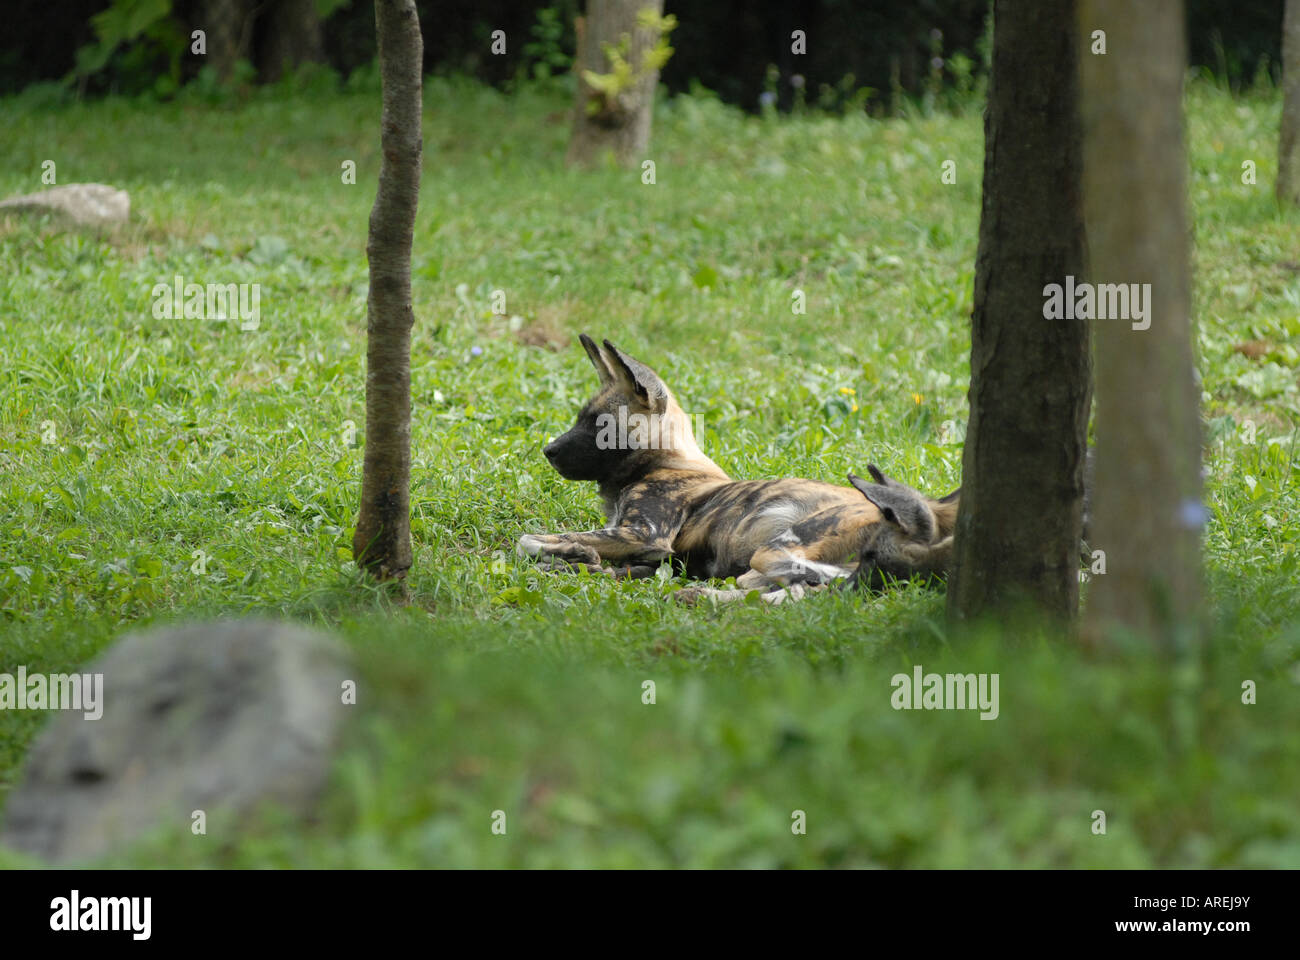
[517,334,960,603]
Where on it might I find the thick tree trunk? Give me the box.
[200,0,253,82]
[1080,0,1204,649]
[260,0,326,83]
[353,0,422,581]
[1279,0,1300,204]
[566,0,663,168]
[947,0,1090,624]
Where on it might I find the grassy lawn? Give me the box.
[0,74,1297,867]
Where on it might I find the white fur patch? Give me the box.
[759,501,806,534]
[789,557,853,584]
[517,534,545,557]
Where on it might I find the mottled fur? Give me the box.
[518,335,958,604]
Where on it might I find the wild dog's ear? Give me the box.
[848,473,905,530]
[937,487,961,504]
[867,462,937,498]
[579,333,613,385]
[602,338,668,412]
[848,472,928,539]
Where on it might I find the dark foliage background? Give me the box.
[0,1,1289,103]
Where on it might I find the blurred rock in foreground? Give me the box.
[0,619,351,864]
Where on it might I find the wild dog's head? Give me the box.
[542,334,706,485]
[844,465,960,591]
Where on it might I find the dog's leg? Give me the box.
[673,581,820,606]
[673,570,775,605]
[518,527,673,569]
[673,566,797,604]
[747,545,854,588]
[672,585,750,605]
[534,555,659,579]
[761,583,822,604]
[735,568,774,590]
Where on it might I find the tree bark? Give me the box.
[566,0,663,168]
[260,0,327,83]
[353,0,422,581]
[1080,0,1204,649]
[200,0,253,82]
[1279,0,1300,204]
[947,0,1090,624]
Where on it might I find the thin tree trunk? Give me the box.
[566,0,663,168]
[947,0,1090,624]
[353,0,422,581]
[1080,0,1204,649]
[1279,0,1300,204]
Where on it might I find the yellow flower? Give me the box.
[912,393,923,405]
[851,403,859,413]
[839,387,856,396]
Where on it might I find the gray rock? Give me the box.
[0,183,130,227]
[0,619,351,864]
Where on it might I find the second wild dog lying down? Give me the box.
[517,334,959,604]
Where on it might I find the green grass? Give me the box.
[0,75,1297,867]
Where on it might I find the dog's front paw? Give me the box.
[673,585,753,606]
[517,534,547,557]
[761,583,807,604]
[672,586,709,606]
